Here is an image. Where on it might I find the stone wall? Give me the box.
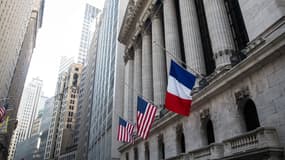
[117,0,285,159]
[238,0,285,40]
[119,34,285,160]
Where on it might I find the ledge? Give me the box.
[223,127,281,157]
[166,127,283,160]
[118,0,157,46]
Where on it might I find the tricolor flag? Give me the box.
[117,117,135,143]
[165,60,196,116]
[137,96,157,139]
[0,105,6,123]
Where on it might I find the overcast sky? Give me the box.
[26,0,105,97]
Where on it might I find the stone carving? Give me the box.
[234,86,250,105]
[200,108,210,121]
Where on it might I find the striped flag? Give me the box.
[137,96,157,139]
[0,105,6,123]
[165,60,196,116]
[117,117,134,143]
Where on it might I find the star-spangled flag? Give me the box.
[0,105,6,123]
[165,60,196,116]
[137,96,157,139]
[117,117,134,143]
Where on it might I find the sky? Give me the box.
[26,0,105,97]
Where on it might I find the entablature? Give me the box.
[118,0,158,49]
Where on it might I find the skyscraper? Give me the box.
[1,1,45,158]
[87,0,128,159]
[75,12,101,160]
[35,96,54,160]
[40,97,55,132]
[58,56,75,75]
[77,3,100,65]
[45,63,82,160]
[0,0,34,100]
[8,77,43,159]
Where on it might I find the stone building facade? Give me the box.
[117,0,285,159]
[44,63,82,160]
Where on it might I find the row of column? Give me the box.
[124,0,236,121]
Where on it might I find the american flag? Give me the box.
[0,105,6,123]
[117,117,134,143]
[137,96,157,139]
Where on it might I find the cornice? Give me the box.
[118,0,158,47]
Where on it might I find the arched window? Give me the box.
[145,142,150,160]
[125,152,129,160]
[176,125,186,154]
[243,99,260,131]
[134,147,138,160]
[158,135,165,160]
[206,120,215,145]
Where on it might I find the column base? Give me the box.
[215,64,232,73]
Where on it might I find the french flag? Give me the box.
[165,60,196,116]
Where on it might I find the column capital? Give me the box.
[142,26,151,36]
[151,8,162,21]
[124,50,134,64]
[133,36,142,50]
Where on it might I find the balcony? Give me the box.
[166,127,283,160]
[167,143,223,160]
[223,127,283,160]
[166,153,189,160]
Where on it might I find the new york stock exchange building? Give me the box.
[117,0,285,159]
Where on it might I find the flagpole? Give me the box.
[123,82,157,108]
[139,1,204,79]
[152,41,204,78]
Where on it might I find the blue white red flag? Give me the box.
[137,96,157,139]
[117,117,134,143]
[165,60,196,116]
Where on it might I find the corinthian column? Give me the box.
[152,11,167,113]
[133,38,142,121]
[163,0,182,72]
[123,53,134,121]
[203,0,236,69]
[179,0,206,75]
[142,28,153,101]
